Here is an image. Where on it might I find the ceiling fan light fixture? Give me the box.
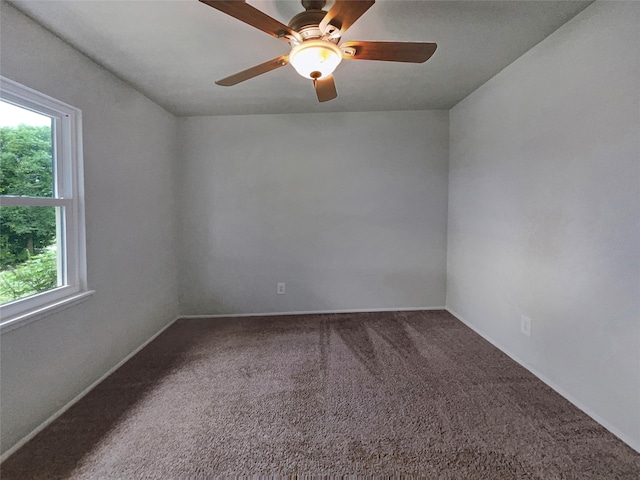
[288,40,342,80]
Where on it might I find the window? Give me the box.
[0,77,90,331]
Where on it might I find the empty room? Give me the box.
[0,0,638,477]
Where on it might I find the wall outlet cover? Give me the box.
[277,283,285,295]
[521,315,532,336]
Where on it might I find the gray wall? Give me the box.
[177,111,449,314]
[0,4,180,454]
[447,1,640,450]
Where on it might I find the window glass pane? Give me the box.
[0,100,54,198]
[0,206,62,305]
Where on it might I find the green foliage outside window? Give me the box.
[0,249,57,304]
[1,125,56,267]
[0,124,58,304]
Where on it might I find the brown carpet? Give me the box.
[2,311,639,478]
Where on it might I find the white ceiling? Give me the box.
[9,0,593,116]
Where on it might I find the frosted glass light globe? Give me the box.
[289,40,343,79]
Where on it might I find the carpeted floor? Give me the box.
[2,310,639,478]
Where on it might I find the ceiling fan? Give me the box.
[200,0,437,102]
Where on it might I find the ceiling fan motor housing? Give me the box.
[301,0,327,11]
[288,9,337,42]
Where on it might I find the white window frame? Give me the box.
[0,77,92,332]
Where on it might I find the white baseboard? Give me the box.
[446,307,640,454]
[180,306,447,319]
[0,316,180,463]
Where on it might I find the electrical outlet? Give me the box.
[277,282,285,295]
[521,315,531,337]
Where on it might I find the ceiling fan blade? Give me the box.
[216,56,289,86]
[319,0,375,36]
[313,75,337,102]
[199,0,299,42]
[341,41,437,63]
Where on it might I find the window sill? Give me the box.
[0,290,95,334]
